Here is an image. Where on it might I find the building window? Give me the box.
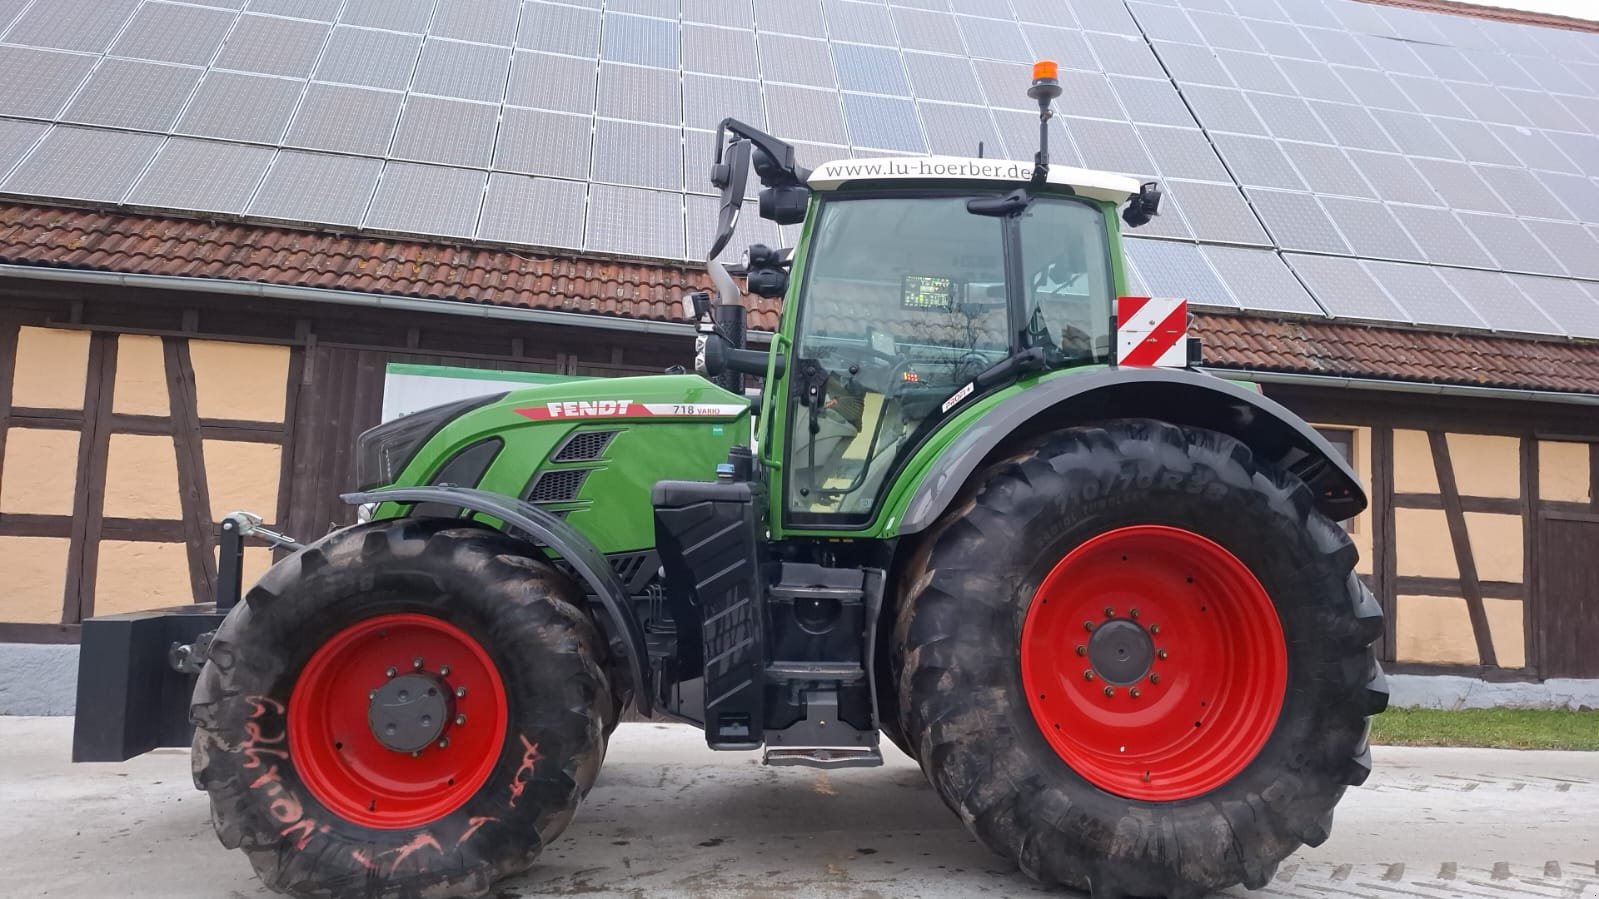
[1315,426,1358,532]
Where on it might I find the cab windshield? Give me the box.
[786,192,1113,523]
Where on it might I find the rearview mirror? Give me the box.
[708,139,752,261]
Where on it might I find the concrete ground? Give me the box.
[1,718,1594,899]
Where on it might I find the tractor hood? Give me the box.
[807,155,1144,204]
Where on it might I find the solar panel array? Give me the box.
[0,0,1598,338]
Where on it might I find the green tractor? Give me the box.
[94,66,1386,898]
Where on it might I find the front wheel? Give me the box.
[894,420,1387,898]
[190,519,614,898]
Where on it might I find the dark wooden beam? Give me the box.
[1394,576,1523,601]
[1382,661,1540,683]
[1393,493,1522,514]
[1522,437,1540,679]
[0,323,15,507]
[0,623,81,644]
[1429,430,1498,667]
[198,423,284,443]
[107,413,171,435]
[165,337,218,605]
[1591,442,1598,510]
[0,513,74,538]
[9,407,86,428]
[1372,425,1397,661]
[100,518,188,542]
[63,332,117,624]
[274,345,306,560]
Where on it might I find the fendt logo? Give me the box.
[547,400,633,417]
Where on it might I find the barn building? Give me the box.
[1,0,1597,712]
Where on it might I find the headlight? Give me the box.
[353,393,506,490]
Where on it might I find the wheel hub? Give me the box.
[1086,619,1153,685]
[369,673,452,753]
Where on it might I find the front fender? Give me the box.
[896,367,1365,535]
[343,486,650,715]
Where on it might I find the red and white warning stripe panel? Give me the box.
[1116,296,1189,368]
[515,400,746,421]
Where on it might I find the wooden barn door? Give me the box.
[1537,513,1599,678]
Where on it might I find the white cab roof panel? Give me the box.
[807,155,1145,204]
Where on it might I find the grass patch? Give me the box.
[1370,708,1599,751]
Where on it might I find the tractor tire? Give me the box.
[894,420,1386,899]
[191,518,615,899]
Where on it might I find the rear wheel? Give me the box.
[191,519,614,899]
[895,420,1387,898]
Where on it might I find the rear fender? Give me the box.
[342,486,650,715]
[898,367,1365,535]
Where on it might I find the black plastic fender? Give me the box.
[342,486,651,715]
[899,367,1366,535]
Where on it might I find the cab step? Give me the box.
[764,746,883,768]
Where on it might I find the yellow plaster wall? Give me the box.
[93,541,192,614]
[1446,433,1521,499]
[1464,512,1523,584]
[1396,594,1478,664]
[189,341,289,423]
[10,327,88,410]
[1395,507,1457,579]
[1485,597,1526,669]
[204,440,282,523]
[0,536,71,623]
[1393,429,1439,494]
[0,428,80,514]
[1539,441,1591,504]
[112,334,171,416]
[102,434,182,520]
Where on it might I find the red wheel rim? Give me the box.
[288,613,509,828]
[1021,525,1287,801]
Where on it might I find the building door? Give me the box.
[1537,514,1599,678]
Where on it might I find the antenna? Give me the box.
[1026,60,1061,185]
[977,140,985,159]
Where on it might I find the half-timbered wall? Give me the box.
[0,277,686,642]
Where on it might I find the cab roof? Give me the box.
[807,155,1145,205]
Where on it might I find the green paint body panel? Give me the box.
[373,374,748,554]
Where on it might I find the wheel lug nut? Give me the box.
[1103,606,1115,618]
[385,667,397,678]
[1157,649,1169,660]
[369,690,377,700]
[1103,686,1115,697]
[438,738,449,749]
[411,750,421,758]
[1130,688,1142,699]
[1150,624,1161,635]
[439,666,451,677]
[412,657,424,670]
[1083,621,1095,632]
[455,686,467,698]
[1075,645,1087,656]
[455,714,467,726]
[1150,673,1161,684]
[1083,670,1096,681]
[1130,608,1140,620]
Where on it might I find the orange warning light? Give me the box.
[1032,59,1059,81]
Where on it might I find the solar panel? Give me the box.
[1545,132,1599,178]
[1067,117,1153,177]
[902,52,983,104]
[592,119,683,191]
[1124,239,1236,309]
[833,43,911,96]
[1124,181,1192,240]
[1535,171,1599,224]
[1389,204,1495,269]
[1358,259,1485,329]
[365,161,486,238]
[1180,85,1268,136]
[1434,266,1561,336]
[412,39,511,103]
[506,51,595,113]
[682,25,759,79]
[478,173,586,248]
[1126,2,1203,45]
[994,110,1075,166]
[341,0,435,32]
[430,0,518,45]
[1410,157,1510,214]
[176,71,304,144]
[1149,41,1234,87]
[596,63,680,126]
[685,0,754,29]
[1083,31,1166,79]
[1433,118,1522,169]
[1249,189,1350,254]
[110,2,237,67]
[1446,81,1529,128]
[1245,19,1320,61]
[601,14,679,69]
[685,193,783,263]
[1055,70,1125,121]
[1246,93,1332,144]
[1201,244,1324,315]
[892,8,964,55]
[1210,133,1304,191]
[125,138,274,214]
[1109,76,1193,128]
[3,0,139,54]
[1279,142,1374,199]
[0,47,97,120]
[248,150,383,226]
[764,84,849,145]
[825,0,896,45]
[314,27,422,90]
[494,107,591,180]
[391,96,498,168]
[246,0,341,21]
[1284,253,1408,323]
[1520,219,1599,280]
[1492,125,1581,176]
[957,15,1032,63]
[1306,101,1396,154]
[0,118,48,180]
[1332,66,1413,113]
[1,125,163,202]
[285,83,404,157]
[1507,274,1599,340]
[1138,125,1229,182]
[1472,165,1571,220]
[610,0,676,18]
[841,94,926,153]
[973,59,1037,113]
[918,102,1004,159]
[683,74,764,131]
[1064,0,1141,36]
[758,33,837,88]
[1166,180,1270,246]
[215,15,330,78]
[519,3,601,56]
[585,184,684,259]
[1457,212,1563,276]
[1275,58,1356,105]
[753,0,824,36]
[62,59,204,133]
